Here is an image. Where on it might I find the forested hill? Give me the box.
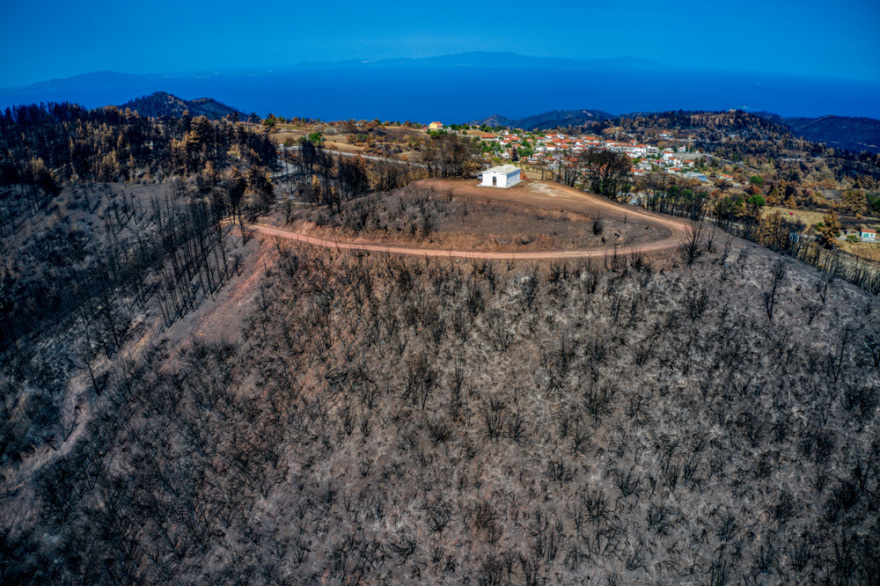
[118,91,244,121]
[782,116,880,154]
[749,112,880,153]
[473,107,880,154]
[470,109,614,130]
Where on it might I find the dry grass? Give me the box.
[838,240,880,262]
[762,205,826,226]
[763,205,880,230]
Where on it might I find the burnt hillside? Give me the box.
[1,100,879,584]
[2,228,878,584]
[0,101,276,186]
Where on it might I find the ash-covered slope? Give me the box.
[4,225,878,584]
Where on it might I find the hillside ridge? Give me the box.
[472,108,880,152]
[118,91,242,120]
[470,109,614,129]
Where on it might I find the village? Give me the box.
[426,121,880,245]
[267,115,878,248]
[450,124,720,185]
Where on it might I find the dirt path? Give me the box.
[248,182,690,260]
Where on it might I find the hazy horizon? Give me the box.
[3,0,879,87]
[3,49,878,89]
[2,57,879,122]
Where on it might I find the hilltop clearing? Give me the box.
[268,179,682,256]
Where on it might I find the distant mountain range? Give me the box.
[297,51,669,71]
[0,52,669,96]
[118,91,242,120]
[2,71,148,93]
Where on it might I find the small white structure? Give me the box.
[481,165,522,188]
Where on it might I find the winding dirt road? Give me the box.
[246,181,690,260]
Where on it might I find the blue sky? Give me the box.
[2,0,879,86]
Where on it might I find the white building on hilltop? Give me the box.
[481,165,522,188]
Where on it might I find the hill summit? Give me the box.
[118,91,242,120]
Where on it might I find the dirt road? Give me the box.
[247,181,690,260]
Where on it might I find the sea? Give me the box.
[1,67,878,122]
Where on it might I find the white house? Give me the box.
[481,165,522,188]
[861,227,876,241]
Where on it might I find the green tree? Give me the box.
[747,194,766,208]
